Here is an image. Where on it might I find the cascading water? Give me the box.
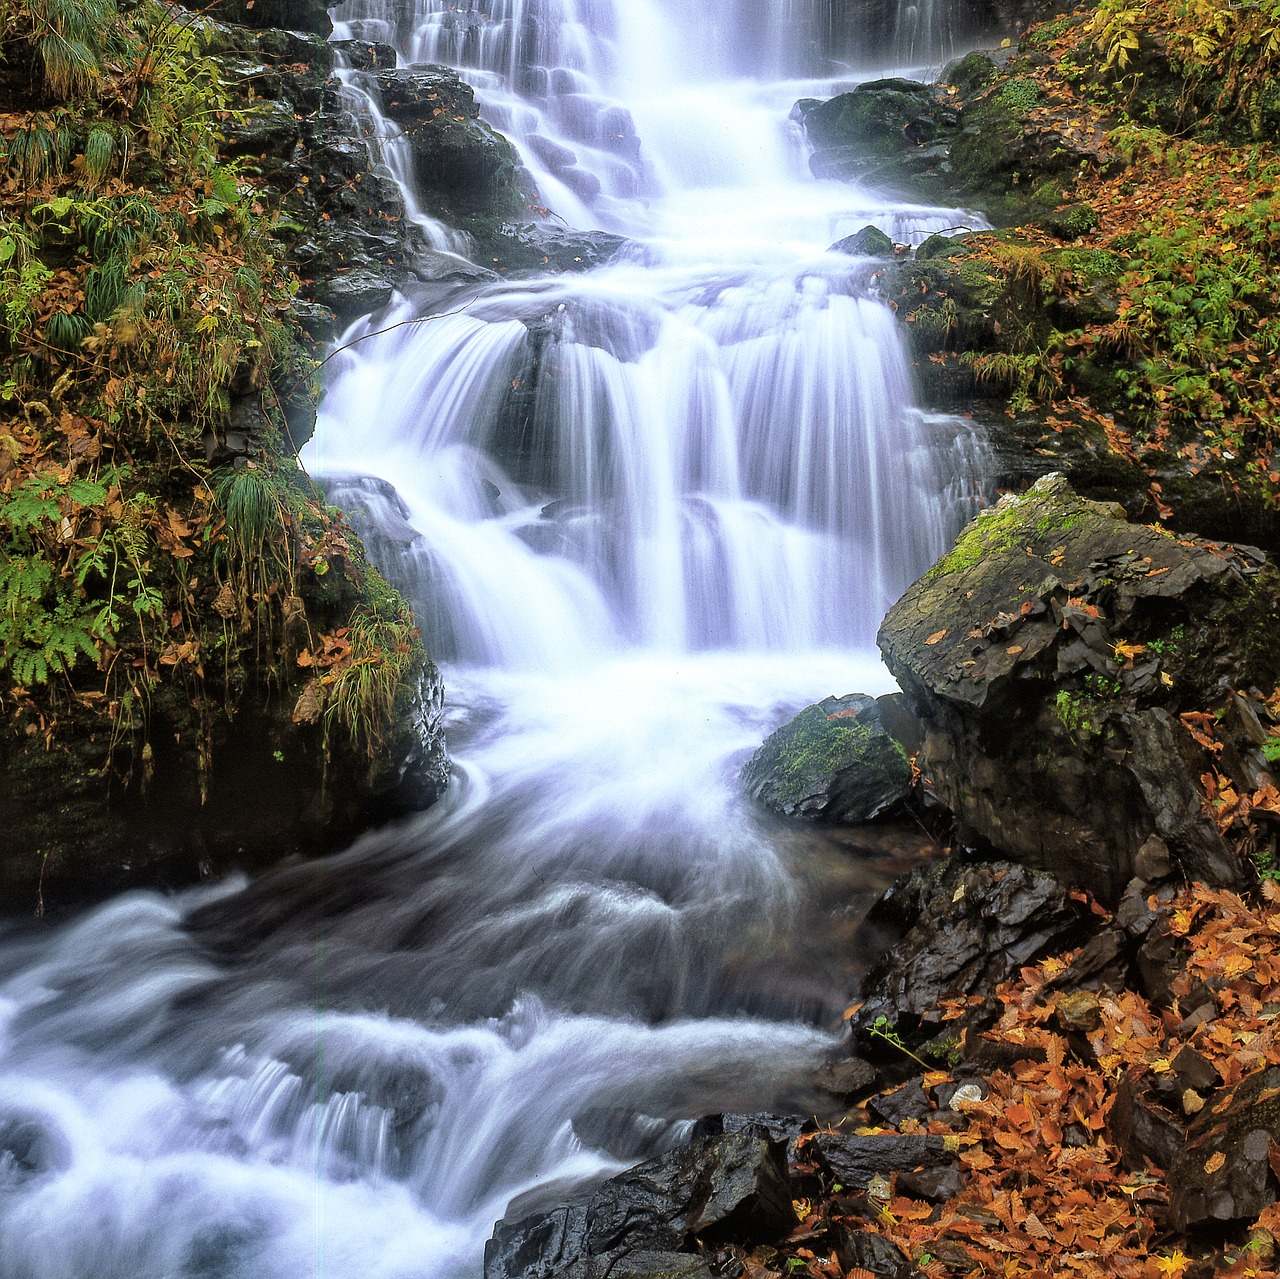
[0,3,990,1277]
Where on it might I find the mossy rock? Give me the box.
[741,694,912,825]
[831,224,895,257]
[877,473,1276,898]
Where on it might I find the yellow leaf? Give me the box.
[1205,1151,1226,1175]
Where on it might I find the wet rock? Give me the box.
[831,225,895,257]
[811,1131,955,1191]
[854,859,1082,1040]
[898,1165,966,1203]
[1109,1079,1185,1173]
[484,1126,794,1279]
[833,1225,919,1279]
[878,473,1279,901]
[1170,1065,1280,1229]
[330,39,396,72]
[741,694,912,824]
[803,79,959,195]
[315,268,396,320]
[205,0,331,36]
[378,67,529,222]
[814,1057,879,1104]
[868,1081,931,1126]
[1172,1046,1220,1094]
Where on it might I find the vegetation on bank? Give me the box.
[0,0,429,872]
[896,0,1280,536]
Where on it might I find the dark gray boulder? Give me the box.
[833,1225,920,1279]
[878,473,1279,901]
[1170,1065,1280,1229]
[377,67,529,221]
[811,1131,955,1192]
[484,1126,794,1279]
[741,694,912,824]
[802,79,958,195]
[205,0,331,36]
[852,859,1084,1043]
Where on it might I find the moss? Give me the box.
[760,706,910,808]
[1047,246,1124,283]
[924,487,1068,580]
[1054,689,1101,741]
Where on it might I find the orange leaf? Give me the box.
[925,630,947,645]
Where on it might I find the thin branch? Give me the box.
[314,301,477,370]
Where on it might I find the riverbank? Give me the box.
[0,0,448,909]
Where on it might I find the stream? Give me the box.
[0,2,990,1275]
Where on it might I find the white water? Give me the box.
[0,3,990,1276]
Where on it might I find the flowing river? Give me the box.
[0,2,990,1275]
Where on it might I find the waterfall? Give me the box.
[0,2,990,1276]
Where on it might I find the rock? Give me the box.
[484,1126,794,1279]
[1170,1065,1280,1229]
[330,39,397,72]
[898,1165,966,1203]
[878,473,1279,901]
[741,694,912,824]
[803,79,959,195]
[377,67,529,222]
[204,0,331,36]
[811,1131,955,1192]
[941,50,1001,97]
[1109,1079,1185,1173]
[868,1081,931,1126]
[1172,1045,1220,1093]
[833,1225,919,1279]
[315,268,396,320]
[814,1057,879,1104]
[831,225,895,257]
[854,860,1084,1041]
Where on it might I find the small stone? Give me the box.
[1054,990,1102,1033]
[1135,835,1172,881]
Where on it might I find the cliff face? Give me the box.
[0,0,450,911]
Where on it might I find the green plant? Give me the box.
[0,222,53,346]
[322,591,420,763]
[998,77,1044,112]
[1088,0,1144,73]
[4,112,74,183]
[869,1015,931,1069]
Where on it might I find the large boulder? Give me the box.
[801,79,959,197]
[877,473,1279,901]
[377,68,529,222]
[852,859,1086,1042]
[204,0,331,35]
[800,58,1119,222]
[1169,1065,1280,1229]
[484,1126,795,1279]
[741,694,913,824]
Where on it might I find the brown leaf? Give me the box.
[292,681,322,726]
[925,629,947,645]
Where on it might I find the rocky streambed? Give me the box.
[483,474,1280,1278]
